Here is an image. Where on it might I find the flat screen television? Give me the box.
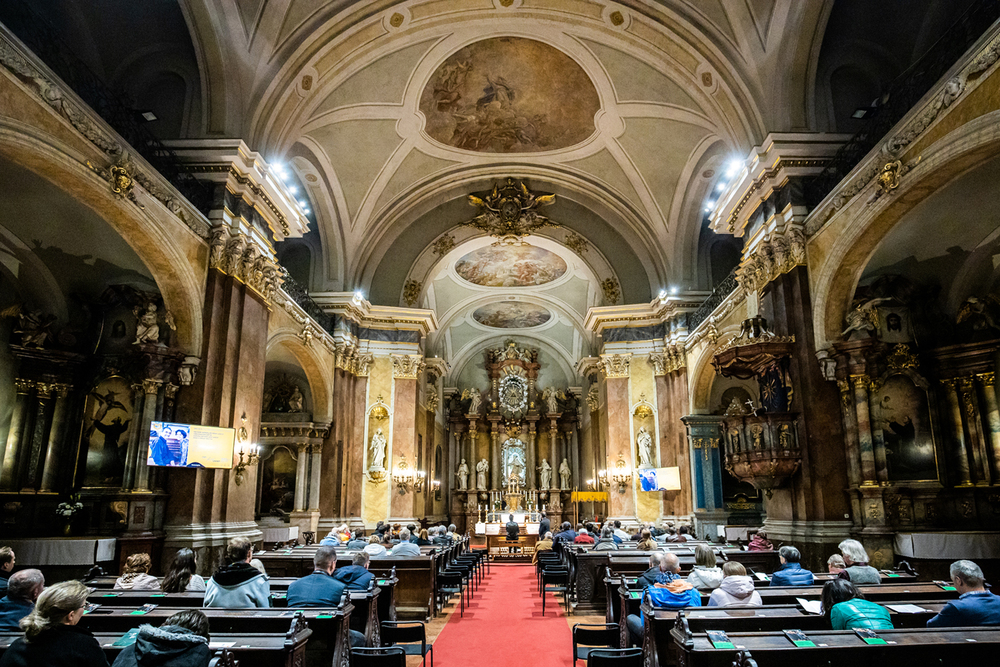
[638,466,681,491]
[147,421,235,469]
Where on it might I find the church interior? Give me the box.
[0,0,998,664]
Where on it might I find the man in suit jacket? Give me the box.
[538,512,550,540]
[286,546,346,607]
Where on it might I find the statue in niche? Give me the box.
[637,427,654,468]
[133,299,175,345]
[369,428,387,470]
[476,458,489,489]
[288,386,304,413]
[538,458,552,489]
[509,453,525,483]
[842,297,892,339]
[559,458,571,490]
[464,388,482,415]
[456,459,469,490]
[2,306,56,348]
[542,387,559,414]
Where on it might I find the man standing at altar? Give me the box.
[505,514,520,541]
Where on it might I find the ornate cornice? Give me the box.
[736,226,807,295]
[209,228,282,304]
[391,354,425,379]
[599,353,631,378]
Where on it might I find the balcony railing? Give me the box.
[688,267,739,331]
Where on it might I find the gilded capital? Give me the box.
[13,378,33,394]
[647,353,667,376]
[354,352,374,377]
[977,371,996,387]
[142,378,163,395]
[52,382,72,398]
[164,383,180,400]
[35,383,53,399]
[297,443,310,453]
[391,354,425,379]
[849,374,870,390]
[599,353,631,378]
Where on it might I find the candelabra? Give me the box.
[610,453,632,493]
[233,413,259,486]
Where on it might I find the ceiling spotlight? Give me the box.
[139,110,158,122]
[725,160,741,178]
[716,183,725,192]
[289,186,298,194]
[705,201,715,209]
[670,286,678,294]
[852,107,870,119]
[303,208,311,214]
[298,200,308,208]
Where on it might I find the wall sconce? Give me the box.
[414,470,427,493]
[611,453,632,493]
[233,413,259,486]
[432,479,441,500]
[392,454,415,493]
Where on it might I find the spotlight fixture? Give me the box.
[716,183,725,192]
[289,186,298,194]
[852,107,870,119]
[725,160,741,178]
[670,286,679,295]
[139,111,158,122]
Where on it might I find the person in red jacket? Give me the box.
[573,528,595,545]
[747,528,773,551]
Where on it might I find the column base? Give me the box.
[289,510,320,538]
[692,510,727,542]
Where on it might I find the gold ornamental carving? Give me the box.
[369,395,390,421]
[978,372,996,388]
[586,384,599,412]
[564,232,589,255]
[431,234,455,256]
[87,155,144,209]
[886,344,919,371]
[142,379,162,395]
[402,280,422,307]
[647,353,667,376]
[850,374,870,390]
[208,228,281,304]
[599,353,631,378]
[601,278,621,304]
[13,378,33,395]
[354,352,374,377]
[391,354,425,379]
[461,177,556,242]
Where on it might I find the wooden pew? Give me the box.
[0,623,311,667]
[668,619,1000,667]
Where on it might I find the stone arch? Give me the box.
[264,331,335,423]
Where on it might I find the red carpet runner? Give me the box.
[431,563,574,666]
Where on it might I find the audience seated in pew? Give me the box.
[0,549,13,599]
[769,546,814,586]
[346,531,369,551]
[364,534,387,557]
[636,530,658,552]
[115,554,159,591]
[612,520,629,543]
[574,528,595,545]
[389,529,421,557]
[284,546,365,648]
[554,522,577,544]
[746,528,772,551]
[667,525,691,543]
[594,527,618,550]
[0,570,43,632]
[687,545,723,590]
[532,532,554,564]
[927,560,1000,627]
[626,552,700,645]
[823,578,893,630]
[110,609,211,667]
[430,526,450,546]
[0,580,109,667]
[708,562,762,607]
[827,554,846,575]
[446,524,460,542]
[637,553,671,588]
[204,537,270,608]
[334,551,375,591]
[161,549,205,593]
[837,539,881,584]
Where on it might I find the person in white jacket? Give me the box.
[687,544,724,589]
[708,561,762,607]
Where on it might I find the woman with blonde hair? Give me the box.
[115,553,159,590]
[0,580,109,667]
[687,545,724,589]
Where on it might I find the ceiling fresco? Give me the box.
[472,302,552,329]
[454,243,567,287]
[418,37,601,153]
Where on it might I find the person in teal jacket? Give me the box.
[822,579,893,630]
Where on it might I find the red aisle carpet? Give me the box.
[431,563,574,666]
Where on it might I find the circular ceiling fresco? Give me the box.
[472,302,552,329]
[419,37,600,153]
[454,244,567,287]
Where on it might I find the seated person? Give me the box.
[612,520,629,542]
[286,546,346,607]
[770,546,814,586]
[406,524,419,543]
[414,528,433,546]
[708,562,762,607]
[629,528,643,541]
[822,579,892,630]
[827,554,846,575]
[0,569,44,632]
[636,529,658,551]
[747,528,773,551]
[553,522,576,544]
[447,524,460,542]
[0,579,109,667]
[0,547,14,598]
[687,545,723,590]
[161,548,205,593]
[346,531,369,551]
[637,552,672,588]
[626,552,699,645]
[505,515,520,541]
[334,552,375,591]
[110,609,211,667]
[389,529,421,556]
[573,528,595,545]
[668,525,691,543]
[204,537,270,608]
[115,553,159,591]
[927,560,1000,627]
[430,526,450,546]
[363,534,387,557]
[593,527,619,550]
[319,529,340,546]
[532,532,554,564]
[837,539,880,584]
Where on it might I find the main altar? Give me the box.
[447,340,582,555]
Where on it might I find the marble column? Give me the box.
[40,383,72,492]
[603,367,636,521]
[570,421,581,493]
[548,420,559,486]
[868,382,889,484]
[0,379,33,489]
[851,375,877,484]
[133,379,162,492]
[389,364,418,522]
[525,423,536,490]
[959,377,989,483]
[23,383,54,489]
[836,380,862,487]
[122,383,144,490]
[490,424,500,490]
[308,444,322,510]
[942,379,973,486]
[977,372,1000,483]
[293,443,309,512]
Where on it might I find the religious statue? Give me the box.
[476,458,489,489]
[456,459,469,490]
[466,388,482,415]
[778,425,792,449]
[751,424,763,450]
[538,458,552,489]
[842,297,891,338]
[369,428,387,470]
[509,454,525,483]
[637,426,654,468]
[134,302,161,344]
[542,387,559,414]
[288,386,304,412]
[559,458,571,490]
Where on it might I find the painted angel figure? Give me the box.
[369,428,387,470]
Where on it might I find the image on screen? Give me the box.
[639,467,681,491]
[147,421,235,469]
[639,468,659,491]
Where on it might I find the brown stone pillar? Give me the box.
[0,380,33,489]
[656,371,692,517]
[942,379,973,486]
[601,354,636,522]
[40,383,72,492]
[978,372,1000,482]
[389,355,421,521]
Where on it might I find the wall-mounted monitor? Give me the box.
[638,466,682,491]
[147,421,235,469]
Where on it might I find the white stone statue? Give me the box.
[134,302,161,344]
[538,458,552,489]
[288,386,304,412]
[369,428,387,470]
[476,458,489,489]
[467,389,482,415]
[542,387,559,414]
[559,458,571,490]
[637,426,654,468]
[456,459,469,491]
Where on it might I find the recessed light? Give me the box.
[725,160,741,177]
[716,183,725,192]
[852,108,869,119]
[289,186,298,194]
[140,111,157,122]
[706,201,715,209]
[298,200,308,208]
